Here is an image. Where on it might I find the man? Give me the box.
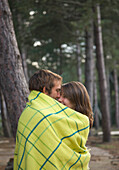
[14,69,90,170]
[29,69,62,100]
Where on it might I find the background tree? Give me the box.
[114,63,119,128]
[94,4,111,142]
[0,0,29,138]
[0,90,12,137]
[85,19,94,106]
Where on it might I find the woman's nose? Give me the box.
[57,91,61,98]
[58,96,62,102]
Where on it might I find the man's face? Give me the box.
[49,80,62,100]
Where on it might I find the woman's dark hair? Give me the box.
[61,81,94,128]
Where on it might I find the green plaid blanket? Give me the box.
[14,90,90,170]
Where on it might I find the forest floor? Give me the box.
[0,130,119,170]
[87,134,119,170]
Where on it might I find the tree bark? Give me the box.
[94,4,111,142]
[77,43,82,82]
[59,46,63,75]
[106,68,111,120]
[114,64,119,128]
[93,79,99,130]
[21,47,29,82]
[85,20,94,106]
[0,0,29,138]
[0,90,12,137]
[76,31,82,82]
[16,4,29,83]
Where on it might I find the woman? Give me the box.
[58,81,94,128]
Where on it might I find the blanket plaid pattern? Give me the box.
[14,90,90,170]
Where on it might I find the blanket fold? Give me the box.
[14,90,90,170]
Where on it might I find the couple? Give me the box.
[14,69,93,170]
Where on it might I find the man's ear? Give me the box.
[43,87,48,95]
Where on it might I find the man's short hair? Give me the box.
[29,69,62,94]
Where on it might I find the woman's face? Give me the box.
[58,95,75,109]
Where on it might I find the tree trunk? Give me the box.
[85,20,94,106]
[21,47,29,82]
[94,4,111,142]
[93,79,99,130]
[0,0,29,138]
[106,68,111,120]
[77,43,82,82]
[0,89,12,137]
[59,46,63,75]
[16,5,29,83]
[114,64,119,128]
[76,31,82,82]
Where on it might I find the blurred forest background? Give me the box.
[0,0,119,142]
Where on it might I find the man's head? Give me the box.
[29,69,62,100]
